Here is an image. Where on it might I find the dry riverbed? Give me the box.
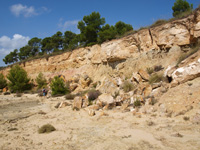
[0,94,200,150]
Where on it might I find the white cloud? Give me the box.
[58,19,80,33]
[10,4,50,18]
[0,34,30,55]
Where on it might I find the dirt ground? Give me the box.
[0,90,200,150]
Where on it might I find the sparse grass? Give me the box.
[112,91,119,99]
[38,124,56,134]
[176,44,200,67]
[150,19,168,28]
[134,99,141,107]
[154,65,163,72]
[149,73,164,85]
[65,93,76,100]
[122,81,135,92]
[146,67,154,75]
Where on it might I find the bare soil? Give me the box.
[0,92,200,150]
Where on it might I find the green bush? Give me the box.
[50,76,69,96]
[172,0,193,18]
[122,81,135,92]
[0,73,7,89]
[38,124,56,134]
[7,65,32,92]
[35,72,47,89]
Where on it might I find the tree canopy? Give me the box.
[172,0,193,17]
[78,12,105,46]
[7,65,31,92]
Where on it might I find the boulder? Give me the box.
[97,77,119,95]
[73,96,83,110]
[98,93,114,104]
[138,69,149,81]
[80,76,91,89]
[171,57,200,84]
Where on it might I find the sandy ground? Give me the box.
[0,93,200,150]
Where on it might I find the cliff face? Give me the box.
[1,9,200,82]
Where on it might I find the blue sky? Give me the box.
[0,0,199,66]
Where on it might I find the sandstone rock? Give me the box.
[70,83,78,91]
[59,101,70,108]
[97,77,119,95]
[171,56,200,84]
[143,85,152,97]
[132,72,142,83]
[80,77,91,89]
[121,103,129,111]
[82,98,89,108]
[88,109,95,116]
[100,111,109,117]
[138,69,149,81]
[98,93,114,104]
[73,96,83,110]
[89,104,100,110]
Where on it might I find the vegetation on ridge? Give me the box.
[2,0,197,66]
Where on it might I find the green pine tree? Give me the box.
[7,65,31,92]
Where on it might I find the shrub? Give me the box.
[122,81,135,92]
[38,124,56,134]
[149,73,164,85]
[7,65,32,92]
[150,19,168,28]
[146,67,154,75]
[50,76,69,96]
[0,73,7,89]
[88,90,101,101]
[134,99,141,107]
[36,72,47,89]
[172,0,193,18]
[154,65,163,72]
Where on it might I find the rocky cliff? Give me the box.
[1,8,200,84]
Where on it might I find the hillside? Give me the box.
[1,7,200,150]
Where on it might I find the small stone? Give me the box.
[88,109,95,116]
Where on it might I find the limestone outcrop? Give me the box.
[1,9,200,84]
